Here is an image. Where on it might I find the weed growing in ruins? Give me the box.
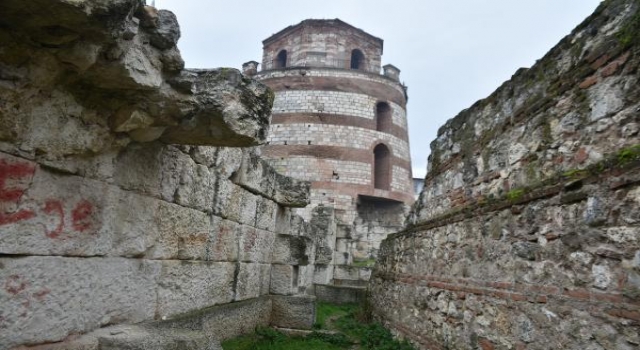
[506,189,525,202]
[352,258,376,268]
[562,169,588,179]
[221,327,345,350]
[617,144,640,164]
[314,301,357,329]
[334,310,414,350]
[222,300,415,350]
[617,3,640,48]
[306,332,352,346]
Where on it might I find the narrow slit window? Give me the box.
[376,102,392,132]
[350,49,365,70]
[276,50,287,68]
[373,144,391,190]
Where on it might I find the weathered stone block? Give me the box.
[161,69,274,147]
[113,144,218,213]
[156,261,235,319]
[110,196,210,259]
[274,207,293,235]
[2,93,114,159]
[90,34,164,90]
[315,284,366,304]
[206,218,240,262]
[260,264,272,295]
[272,234,312,265]
[199,297,272,342]
[297,265,316,294]
[0,157,214,260]
[270,295,316,330]
[231,148,310,208]
[335,238,350,254]
[270,264,297,295]
[313,264,333,285]
[0,256,160,349]
[333,251,350,265]
[235,190,259,226]
[98,325,221,350]
[105,185,219,260]
[235,263,271,301]
[255,197,278,231]
[171,210,217,261]
[148,10,181,50]
[0,159,111,256]
[334,265,360,280]
[238,226,275,263]
[174,160,216,213]
[212,147,244,178]
[214,180,257,225]
[113,144,191,201]
[190,146,218,167]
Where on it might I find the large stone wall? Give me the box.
[371,0,640,349]
[0,1,319,349]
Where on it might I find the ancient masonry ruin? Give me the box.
[243,19,414,288]
[371,0,640,349]
[0,1,319,348]
[1,0,639,349]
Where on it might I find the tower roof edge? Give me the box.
[262,18,384,53]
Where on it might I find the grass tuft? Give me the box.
[222,300,415,350]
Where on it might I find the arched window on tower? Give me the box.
[376,102,392,132]
[350,49,365,70]
[373,144,391,190]
[276,50,287,68]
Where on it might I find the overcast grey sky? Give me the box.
[156,0,601,178]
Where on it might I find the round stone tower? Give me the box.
[244,19,413,285]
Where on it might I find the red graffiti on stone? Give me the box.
[43,199,65,238]
[71,199,93,232]
[0,158,37,226]
[1,154,96,237]
[33,288,51,301]
[5,275,28,295]
[3,274,51,321]
[243,228,258,252]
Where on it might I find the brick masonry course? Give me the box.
[266,123,410,161]
[270,90,406,127]
[271,113,409,142]
[256,68,407,107]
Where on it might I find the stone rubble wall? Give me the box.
[371,0,640,349]
[0,1,318,349]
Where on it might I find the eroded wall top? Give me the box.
[0,0,274,156]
